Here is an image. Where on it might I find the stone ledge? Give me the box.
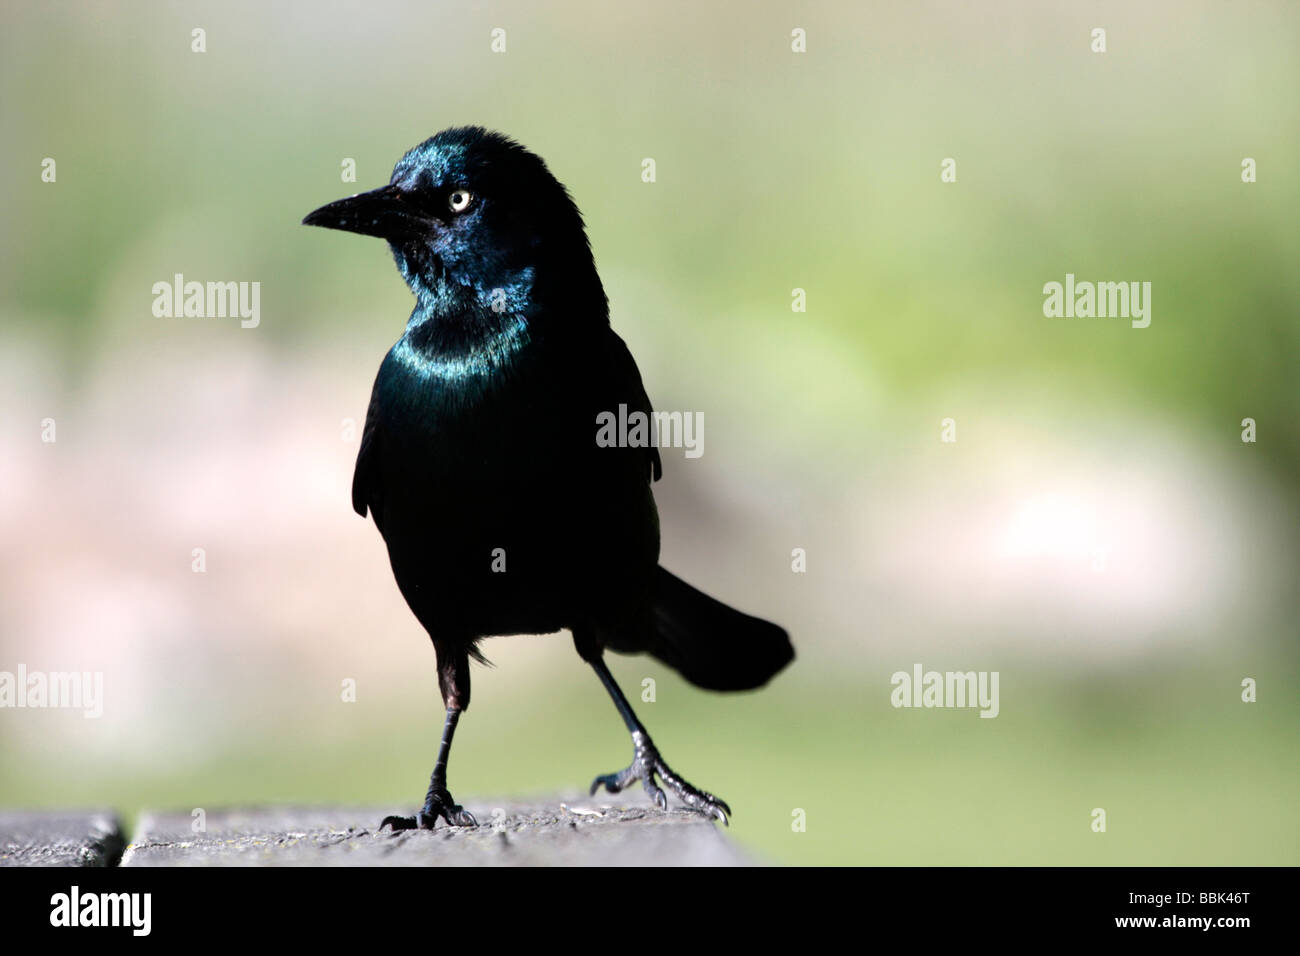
[0,811,125,867]
[118,797,749,867]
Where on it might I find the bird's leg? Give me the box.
[380,706,478,830]
[586,655,731,825]
[381,642,477,830]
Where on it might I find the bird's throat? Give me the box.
[394,303,532,384]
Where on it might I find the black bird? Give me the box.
[303,127,793,828]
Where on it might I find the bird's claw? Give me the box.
[380,789,478,831]
[590,731,731,825]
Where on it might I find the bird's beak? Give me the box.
[302,184,431,241]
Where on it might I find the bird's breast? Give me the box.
[364,326,660,636]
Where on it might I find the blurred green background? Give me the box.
[1,1,1296,865]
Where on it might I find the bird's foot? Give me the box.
[590,730,731,825]
[380,788,478,831]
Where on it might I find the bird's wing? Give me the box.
[352,374,384,525]
[597,328,662,483]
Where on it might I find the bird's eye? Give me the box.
[448,189,473,213]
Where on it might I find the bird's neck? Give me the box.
[386,254,534,382]
[391,252,608,382]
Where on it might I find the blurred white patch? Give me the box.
[850,410,1291,659]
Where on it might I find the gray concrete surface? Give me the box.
[0,811,125,867]
[112,797,748,866]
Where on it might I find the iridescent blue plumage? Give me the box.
[302,127,792,831]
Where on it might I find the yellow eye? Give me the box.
[448,189,473,213]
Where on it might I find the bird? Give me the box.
[302,126,793,828]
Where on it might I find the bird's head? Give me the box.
[303,127,604,321]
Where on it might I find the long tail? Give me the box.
[648,566,794,691]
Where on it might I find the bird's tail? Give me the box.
[648,566,794,691]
